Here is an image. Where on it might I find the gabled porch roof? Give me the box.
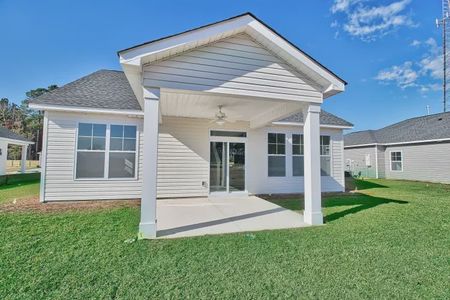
[119,13,346,107]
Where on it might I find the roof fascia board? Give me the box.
[119,15,252,65]
[345,137,450,148]
[0,137,34,145]
[344,143,378,149]
[245,21,346,91]
[28,103,144,117]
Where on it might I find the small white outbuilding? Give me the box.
[0,127,34,176]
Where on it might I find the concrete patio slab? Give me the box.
[156,196,308,238]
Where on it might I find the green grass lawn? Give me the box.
[0,180,40,204]
[1,179,450,299]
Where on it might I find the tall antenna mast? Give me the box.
[437,0,450,112]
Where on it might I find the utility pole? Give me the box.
[437,0,450,112]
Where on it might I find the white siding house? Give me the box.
[30,13,350,238]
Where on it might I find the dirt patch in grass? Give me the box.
[0,196,140,213]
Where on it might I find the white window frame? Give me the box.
[74,122,139,181]
[292,133,304,177]
[320,135,332,177]
[268,132,286,177]
[389,150,403,172]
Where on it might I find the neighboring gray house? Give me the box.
[344,112,450,183]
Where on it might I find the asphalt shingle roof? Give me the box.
[30,69,352,127]
[345,112,450,146]
[30,70,142,110]
[279,110,353,127]
[0,127,31,143]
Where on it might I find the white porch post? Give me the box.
[0,141,7,176]
[303,103,323,225]
[21,145,28,174]
[139,87,160,239]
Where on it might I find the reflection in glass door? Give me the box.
[210,142,227,192]
[209,141,245,193]
[229,142,245,192]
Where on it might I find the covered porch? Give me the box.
[0,128,34,176]
[118,13,346,238]
[157,195,307,238]
[138,88,325,238]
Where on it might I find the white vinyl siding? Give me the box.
[143,33,322,103]
[42,113,346,201]
[43,111,143,201]
[157,117,210,198]
[344,146,378,178]
[383,143,450,183]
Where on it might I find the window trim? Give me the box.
[268,132,286,177]
[74,122,139,181]
[320,135,332,177]
[292,133,304,177]
[389,150,403,172]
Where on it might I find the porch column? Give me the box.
[21,144,28,174]
[0,141,7,176]
[303,103,323,225]
[139,87,160,239]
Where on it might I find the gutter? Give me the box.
[345,137,450,149]
[28,103,144,117]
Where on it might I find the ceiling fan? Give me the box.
[210,105,230,125]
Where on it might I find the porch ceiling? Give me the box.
[160,89,304,127]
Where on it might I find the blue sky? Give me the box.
[0,0,444,131]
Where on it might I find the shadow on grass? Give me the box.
[0,180,40,191]
[353,179,388,190]
[324,195,407,222]
[263,192,408,223]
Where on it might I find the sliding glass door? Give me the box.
[209,141,245,194]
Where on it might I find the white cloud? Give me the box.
[375,61,418,88]
[419,38,442,80]
[410,39,421,47]
[331,0,360,13]
[375,37,443,92]
[331,0,415,41]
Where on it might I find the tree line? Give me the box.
[1,85,57,160]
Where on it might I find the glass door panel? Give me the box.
[229,142,245,192]
[209,142,227,192]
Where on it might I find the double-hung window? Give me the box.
[109,125,137,178]
[76,123,107,178]
[320,136,331,176]
[390,151,403,171]
[268,133,286,177]
[76,123,137,179]
[292,134,304,176]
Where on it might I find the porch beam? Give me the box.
[303,103,323,225]
[139,87,160,239]
[249,102,303,129]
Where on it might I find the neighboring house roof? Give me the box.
[345,112,450,147]
[30,70,142,111]
[0,127,32,143]
[29,69,352,127]
[278,110,353,128]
